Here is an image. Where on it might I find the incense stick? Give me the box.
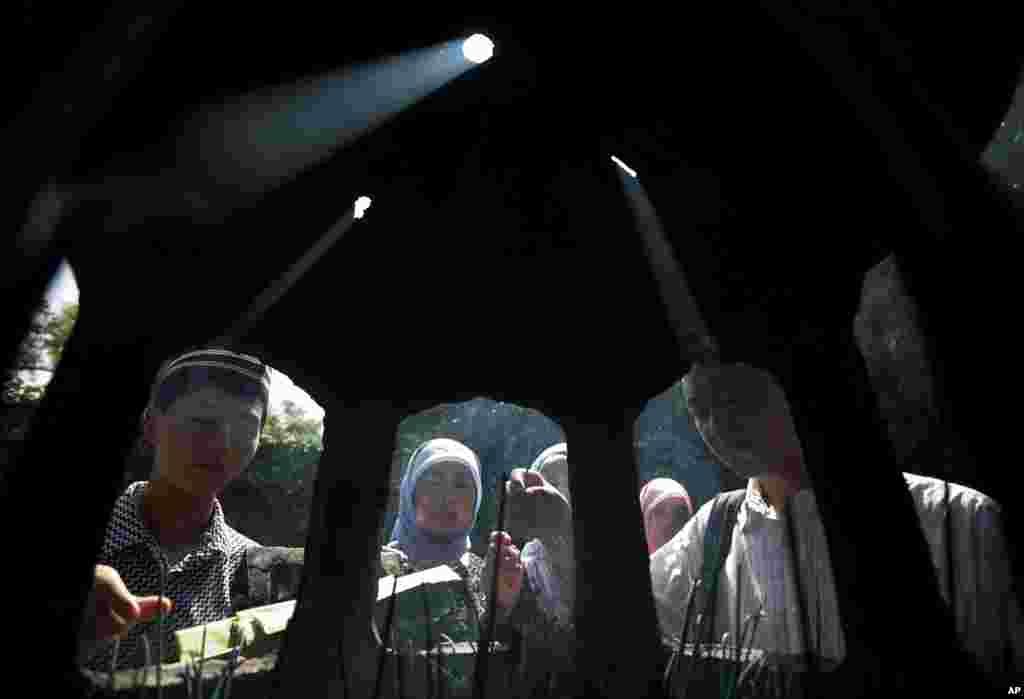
[664,578,702,696]
[108,636,121,693]
[421,586,435,699]
[373,573,400,699]
[157,555,167,699]
[728,558,745,699]
[137,634,151,699]
[783,506,814,698]
[197,623,208,699]
[473,472,509,699]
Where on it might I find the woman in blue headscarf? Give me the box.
[378,438,529,694]
[382,437,524,621]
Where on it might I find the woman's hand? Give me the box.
[487,531,524,612]
[505,468,572,543]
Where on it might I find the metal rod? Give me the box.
[422,586,435,699]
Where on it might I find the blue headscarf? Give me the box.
[390,438,483,564]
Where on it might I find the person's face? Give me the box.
[413,461,476,535]
[647,500,688,553]
[686,364,805,479]
[146,387,263,498]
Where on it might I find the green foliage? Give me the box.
[41,302,78,365]
[248,442,321,485]
[2,300,78,405]
[2,376,45,404]
[261,400,323,449]
[652,463,677,480]
[248,400,323,486]
[388,576,479,692]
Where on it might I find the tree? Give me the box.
[261,400,323,449]
[248,400,323,485]
[40,302,78,367]
[2,301,79,404]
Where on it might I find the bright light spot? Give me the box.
[611,155,638,178]
[463,34,494,64]
[354,195,372,219]
[46,259,79,310]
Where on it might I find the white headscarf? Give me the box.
[529,442,570,505]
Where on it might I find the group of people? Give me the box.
[75,346,586,685]
[76,345,1023,690]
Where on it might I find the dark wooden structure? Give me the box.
[2,5,1021,696]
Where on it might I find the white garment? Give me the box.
[649,473,1023,675]
[902,473,1024,672]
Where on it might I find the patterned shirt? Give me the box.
[650,473,1024,676]
[82,481,260,671]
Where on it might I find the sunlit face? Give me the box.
[413,461,476,535]
[146,387,263,498]
[647,500,688,554]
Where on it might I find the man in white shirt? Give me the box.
[650,362,1023,681]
